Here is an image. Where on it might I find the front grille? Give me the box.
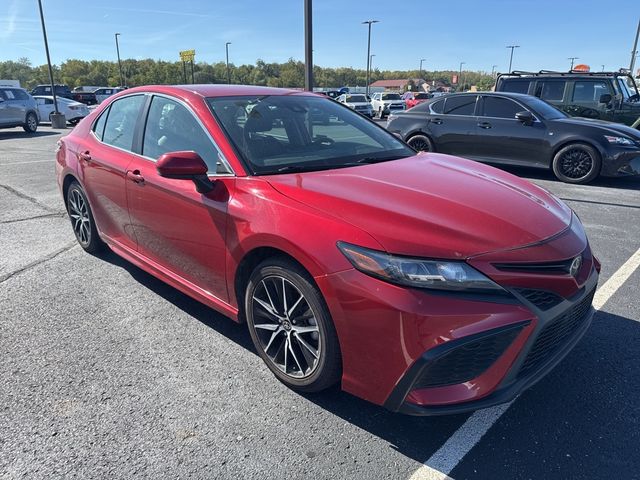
[518,288,595,378]
[493,257,576,275]
[413,325,524,389]
[514,288,563,310]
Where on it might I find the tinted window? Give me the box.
[11,89,29,100]
[93,107,108,141]
[346,95,367,102]
[443,95,477,115]
[482,96,523,119]
[4,89,16,100]
[501,80,531,94]
[536,81,565,101]
[430,99,444,114]
[382,93,401,100]
[143,96,228,174]
[102,95,144,150]
[572,81,610,102]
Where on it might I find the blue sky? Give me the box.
[1,0,638,74]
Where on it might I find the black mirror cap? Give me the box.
[515,110,534,125]
[599,93,612,104]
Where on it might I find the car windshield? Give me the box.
[346,95,367,103]
[207,95,414,175]
[617,76,639,101]
[526,96,567,120]
[382,93,401,100]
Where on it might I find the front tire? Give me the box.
[407,134,434,152]
[245,258,341,393]
[66,182,103,253]
[552,143,601,184]
[23,112,38,133]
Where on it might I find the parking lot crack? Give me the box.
[0,212,67,224]
[0,184,59,214]
[0,241,77,284]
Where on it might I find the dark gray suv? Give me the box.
[0,87,40,133]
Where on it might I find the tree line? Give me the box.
[0,57,496,91]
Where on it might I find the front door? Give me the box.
[472,95,550,167]
[125,94,233,302]
[567,80,614,121]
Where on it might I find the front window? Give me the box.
[207,95,413,175]
[481,96,523,119]
[573,81,610,102]
[617,76,639,101]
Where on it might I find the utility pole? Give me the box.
[568,57,579,70]
[115,33,124,87]
[419,58,426,78]
[506,45,519,72]
[458,61,465,92]
[363,20,379,97]
[37,0,64,127]
[630,17,640,74]
[602,64,605,72]
[491,64,498,77]
[304,0,313,91]
[225,42,232,84]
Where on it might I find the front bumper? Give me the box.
[601,145,640,177]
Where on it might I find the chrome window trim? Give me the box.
[89,92,236,177]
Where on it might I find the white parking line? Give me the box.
[409,246,640,480]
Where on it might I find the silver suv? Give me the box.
[0,87,40,133]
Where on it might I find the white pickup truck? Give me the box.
[370,92,405,118]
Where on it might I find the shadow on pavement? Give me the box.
[0,130,62,139]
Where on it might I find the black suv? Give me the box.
[495,70,640,128]
[30,84,73,100]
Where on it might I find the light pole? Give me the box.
[506,45,519,72]
[115,33,124,87]
[370,54,376,72]
[225,42,232,85]
[419,58,426,78]
[362,20,379,97]
[37,0,62,126]
[491,64,498,77]
[602,64,605,72]
[458,61,465,92]
[568,57,579,70]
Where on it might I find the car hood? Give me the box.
[266,153,572,259]
[552,117,640,139]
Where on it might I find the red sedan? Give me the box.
[56,85,599,415]
[404,91,432,109]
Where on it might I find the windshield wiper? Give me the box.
[354,154,412,164]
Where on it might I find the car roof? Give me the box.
[123,84,315,99]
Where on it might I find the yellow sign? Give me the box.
[179,49,196,62]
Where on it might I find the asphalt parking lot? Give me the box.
[1,125,639,480]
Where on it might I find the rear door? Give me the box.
[426,94,479,156]
[125,94,234,302]
[77,94,146,251]
[474,95,550,167]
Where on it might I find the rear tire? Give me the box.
[245,257,341,393]
[552,143,601,184]
[66,182,103,254]
[407,134,434,152]
[23,112,38,133]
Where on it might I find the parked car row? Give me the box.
[29,84,125,106]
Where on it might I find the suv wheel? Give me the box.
[23,112,38,133]
[552,143,601,184]
[245,258,341,393]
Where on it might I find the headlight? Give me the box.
[604,135,635,146]
[337,242,505,293]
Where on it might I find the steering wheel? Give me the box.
[313,135,335,147]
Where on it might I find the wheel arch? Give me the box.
[550,137,605,171]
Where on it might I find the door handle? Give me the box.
[431,118,443,125]
[78,150,91,162]
[126,170,145,184]
[477,122,492,129]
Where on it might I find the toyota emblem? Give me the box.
[570,256,582,277]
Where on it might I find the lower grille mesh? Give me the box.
[413,326,523,389]
[518,288,596,378]
[514,288,564,310]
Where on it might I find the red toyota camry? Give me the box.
[56,85,599,415]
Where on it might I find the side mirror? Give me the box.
[515,110,534,125]
[599,93,612,104]
[156,151,214,194]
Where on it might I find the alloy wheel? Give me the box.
[68,189,91,246]
[408,136,432,152]
[559,148,593,180]
[251,275,321,378]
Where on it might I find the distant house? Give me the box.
[370,78,427,92]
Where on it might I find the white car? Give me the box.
[34,96,90,124]
[370,92,405,118]
[94,87,123,104]
[336,93,373,117]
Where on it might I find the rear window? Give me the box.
[346,95,367,103]
[382,93,401,100]
[535,81,566,101]
[501,80,531,94]
[430,99,444,114]
[443,96,477,115]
